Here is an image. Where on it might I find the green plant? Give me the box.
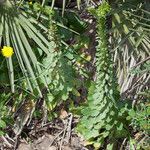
[0,1,149,148]
[0,0,52,97]
[0,0,82,134]
[122,100,150,150]
[127,102,150,133]
[42,10,78,110]
[0,93,12,136]
[130,61,150,75]
[77,2,127,149]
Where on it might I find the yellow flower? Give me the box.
[29,1,32,5]
[1,46,14,58]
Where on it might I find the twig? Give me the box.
[49,128,66,147]
[5,134,15,143]
[59,125,67,150]
[1,136,13,148]
[131,56,150,69]
[39,124,62,130]
[65,113,73,143]
[120,138,127,150]
[41,100,48,127]
[14,136,19,150]
[59,113,73,150]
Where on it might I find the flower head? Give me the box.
[1,46,14,58]
[29,1,32,5]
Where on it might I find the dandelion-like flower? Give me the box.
[1,46,14,58]
[29,1,32,5]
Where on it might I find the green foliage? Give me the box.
[77,2,126,149]
[130,61,150,75]
[0,93,11,135]
[0,0,53,97]
[36,9,79,111]
[0,0,81,110]
[0,0,83,135]
[127,102,150,133]
[121,99,150,149]
[129,135,150,150]
[96,1,111,18]
[63,12,88,34]
[0,1,149,148]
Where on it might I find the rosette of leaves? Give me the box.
[77,2,126,149]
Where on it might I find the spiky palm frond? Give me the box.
[0,0,80,134]
[0,0,52,97]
